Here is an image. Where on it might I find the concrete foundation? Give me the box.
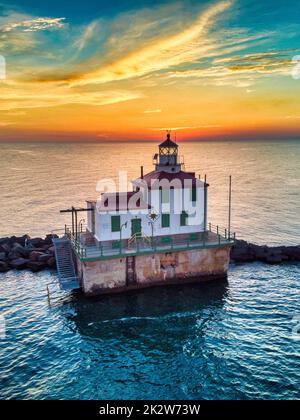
[77,246,231,297]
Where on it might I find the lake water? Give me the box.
[0,140,299,400]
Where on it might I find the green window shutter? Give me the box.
[111,215,121,232]
[162,213,170,228]
[191,186,197,202]
[180,211,188,226]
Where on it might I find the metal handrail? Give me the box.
[208,223,235,241]
[62,222,235,260]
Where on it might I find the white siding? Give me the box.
[86,202,93,232]
[91,185,206,243]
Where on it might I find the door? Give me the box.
[131,218,141,236]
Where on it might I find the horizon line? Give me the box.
[1,137,300,143]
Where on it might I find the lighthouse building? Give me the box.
[54,133,234,296]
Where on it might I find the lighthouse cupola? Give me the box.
[154,132,182,173]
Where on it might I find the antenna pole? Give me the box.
[204,174,207,232]
[228,175,232,240]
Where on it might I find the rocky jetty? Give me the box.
[0,234,57,273]
[0,235,299,273]
[230,239,300,264]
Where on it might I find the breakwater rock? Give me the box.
[0,235,299,273]
[0,235,57,273]
[231,239,300,264]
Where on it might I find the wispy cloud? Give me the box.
[0,11,66,55]
[74,20,99,52]
[0,81,143,111]
[213,49,296,64]
[26,1,292,91]
[144,109,161,113]
[283,115,300,119]
[163,47,296,88]
[3,17,66,32]
[68,0,233,86]
[0,121,15,126]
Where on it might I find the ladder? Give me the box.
[52,237,80,290]
[126,256,136,285]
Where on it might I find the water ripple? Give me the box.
[0,263,300,399]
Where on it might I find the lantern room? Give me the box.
[153,132,183,173]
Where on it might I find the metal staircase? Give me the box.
[128,232,140,248]
[128,232,152,249]
[52,237,80,290]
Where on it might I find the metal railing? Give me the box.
[208,223,236,242]
[60,223,235,261]
[64,226,87,259]
[152,154,185,167]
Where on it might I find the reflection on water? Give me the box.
[66,281,229,341]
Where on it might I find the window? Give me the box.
[162,213,170,228]
[161,188,170,204]
[111,215,121,232]
[180,211,188,226]
[191,186,197,202]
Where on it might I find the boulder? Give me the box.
[8,235,29,246]
[47,257,56,268]
[263,247,282,264]
[11,243,30,258]
[45,234,58,245]
[284,246,300,261]
[0,261,9,272]
[0,237,10,245]
[29,237,45,248]
[30,247,47,253]
[0,252,7,261]
[29,251,44,261]
[8,250,23,260]
[27,261,47,272]
[265,253,283,264]
[253,246,268,261]
[48,246,55,254]
[37,253,51,263]
[41,244,51,251]
[9,258,29,269]
[230,241,256,262]
[231,239,300,265]
[0,243,11,254]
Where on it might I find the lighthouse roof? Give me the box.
[88,192,151,212]
[136,170,206,189]
[159,133,178,149]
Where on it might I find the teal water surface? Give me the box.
[0,263,299,400]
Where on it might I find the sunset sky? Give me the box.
[1,0,300,141]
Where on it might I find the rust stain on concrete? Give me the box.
[81,258,126,295]
[78,246,231,296]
